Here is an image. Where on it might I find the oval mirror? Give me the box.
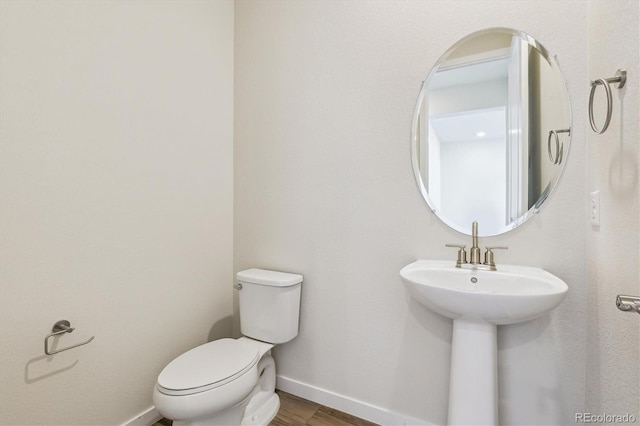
[411,28,571,236]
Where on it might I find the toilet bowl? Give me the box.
[153,269,303,426]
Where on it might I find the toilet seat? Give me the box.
[157,338,260,396]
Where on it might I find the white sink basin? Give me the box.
[400,259,568,324]
[400,259,569,425]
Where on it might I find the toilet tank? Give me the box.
[236,268,303,344]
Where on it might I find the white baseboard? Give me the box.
[122,378,432,426]
[122,406,162,426]
[276,375,433,426]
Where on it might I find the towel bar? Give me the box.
[616,295,640,315]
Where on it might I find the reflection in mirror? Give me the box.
[412,28,571,236]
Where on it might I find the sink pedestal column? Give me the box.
[448,319,497,426]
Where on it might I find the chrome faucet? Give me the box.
[446,221,507,271]
[469,221,481,265]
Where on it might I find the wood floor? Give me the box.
[152,390,378,426]
[271,390,377,426]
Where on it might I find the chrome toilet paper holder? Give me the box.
[44,320,95,355]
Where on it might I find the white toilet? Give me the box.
[153,268,303,426]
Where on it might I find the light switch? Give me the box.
[590,190,600,227]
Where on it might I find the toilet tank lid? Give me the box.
[237,268,303,287]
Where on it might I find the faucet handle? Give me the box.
[484,246,508,270]
[445,244,467,268]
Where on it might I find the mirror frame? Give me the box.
[411,27,572,236]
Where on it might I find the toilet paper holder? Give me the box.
[44,320,95,355]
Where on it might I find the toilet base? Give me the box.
[169,392,279,426]
[241,393,280,425]
[172,394,250,426]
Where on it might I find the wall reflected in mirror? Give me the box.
[412,28,571,236]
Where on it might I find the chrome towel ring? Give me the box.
[589,69,627,134]
[44,320,95,355]
[547,128,570,165]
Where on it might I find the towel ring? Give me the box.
[547,128,570,165]
[589,69,626,134]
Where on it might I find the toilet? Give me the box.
[153,268,303,426]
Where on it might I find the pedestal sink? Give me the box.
[400,259,568,426]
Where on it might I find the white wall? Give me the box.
[429,79,508,116]
[585,0,640,417]
[235,1,588,424]
[0,1,234,424]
